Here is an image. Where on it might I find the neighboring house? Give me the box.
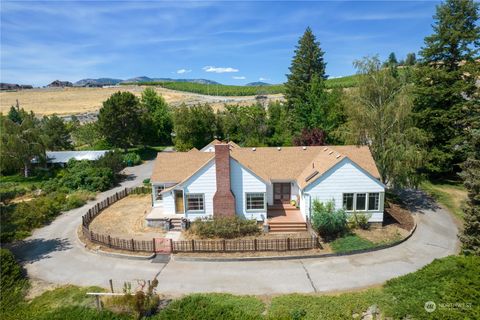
[148,141,385,229]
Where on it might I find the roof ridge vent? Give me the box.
[303,146,307,150]
[277,147,281,151]
[323,147,328,151]
[336,154,341,159]
[252,147,256,151]
[328,151,333,155]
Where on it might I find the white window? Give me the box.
[343,193,354,211]
[356,193,366,211]
[186,193,204,212]
[246,193,266,211]
[155,185,165,200]
[343,192,381,211]
[368,193,380,211]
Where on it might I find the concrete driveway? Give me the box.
[11,168,459,295]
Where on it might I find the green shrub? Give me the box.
[0,249,28,313]
[311,200,348,239]
[383,255,480,319]
[43,160,116,193]
[96,151,125,173]
[330,234,375,253]
[123,152,142,166]
[190,217,260,239]
[350,212,371,230]
[156,293,264,320]
[64,191,95,210]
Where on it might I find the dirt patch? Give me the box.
[25,278,60,300]
[174,247,330,259]
[354,224,408,244]
[88,194,165,240]
[384,202,415,231]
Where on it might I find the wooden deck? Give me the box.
[267,204,304,223]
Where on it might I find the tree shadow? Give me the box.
[9,237,72,264]
[395,188,440,214]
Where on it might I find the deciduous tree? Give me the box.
[342,56,428,187]
[172,104,217,151]
[140,88,172,145]
[97,92,142,151]
[41,114,72,150]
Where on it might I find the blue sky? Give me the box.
[1,1,441,86]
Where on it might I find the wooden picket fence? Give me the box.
[171,237,320,253]
[81,186,321,254]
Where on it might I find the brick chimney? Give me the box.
[213,144,236,217]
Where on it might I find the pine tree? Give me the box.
[413,0,480,177]
[459,129,480,255]
[285,27,327,110]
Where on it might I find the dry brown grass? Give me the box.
[88,194,165,240]
[0,86,284,116]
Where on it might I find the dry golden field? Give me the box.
[0,86,284,116]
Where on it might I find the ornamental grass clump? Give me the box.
[311,199,348,240]
[190,217,260,239]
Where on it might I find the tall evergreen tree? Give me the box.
[413,0,480,177]
[285,27,327,110]
[459,130,480,255]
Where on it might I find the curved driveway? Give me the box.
[11,164,459,295]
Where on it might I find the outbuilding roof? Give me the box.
[45,150,109,163]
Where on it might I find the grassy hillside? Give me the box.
[3,254,479,319]
[121,74,360,96]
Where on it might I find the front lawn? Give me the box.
[329,234,376,253]
[3,249,479,319]
[420,180,467,221]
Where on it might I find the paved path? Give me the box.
[12,179,459,295]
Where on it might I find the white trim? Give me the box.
[245,192,267,212]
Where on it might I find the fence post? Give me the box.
[131,239,135,251]
[254,239,257,251]
[89,231,93,240]
[223,239,226,252]
[287,238,291,251]
[108,235,111,248]
[191,239,195,252]
[169,238,173,253]
[109,279,114,293]
[152,238,156,253]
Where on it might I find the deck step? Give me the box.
[269,221,307,232]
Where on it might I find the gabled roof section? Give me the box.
[230,147,321,181]
[330,145,380,179]
[201,139,240,152]
[151,152,214,183]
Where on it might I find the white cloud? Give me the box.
[232,76,246,80]
[203,66,239,73]
[176,68,191,74]
[259,77,270,81]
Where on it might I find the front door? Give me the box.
[274,183,291,203]
[174,190,184,214]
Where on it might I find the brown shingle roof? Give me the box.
[151,145,381,187]
[151,152,214,183]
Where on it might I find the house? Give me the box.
[147,141,385,231]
